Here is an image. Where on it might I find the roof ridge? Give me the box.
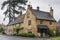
[32,9,49,13]
[31,9,56,21]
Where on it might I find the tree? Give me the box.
[0,27,4,32]
[58,19,60,22]
[1,0,28,24]
[0,27,5,34]
[13,26,23,34]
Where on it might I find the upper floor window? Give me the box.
[28,20,31,25]
[40,20,43,24]
[50,21,52,25]
[27,13,30,18]
[27,15,29,18]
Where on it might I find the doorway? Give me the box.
[37,25,48,37]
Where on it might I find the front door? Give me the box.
[40,29,48,37]
[37,25,48,37]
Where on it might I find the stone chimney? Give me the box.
[28,5,30,9]
[37,6,39,11]
[27,5,32,9]
[50,7,53,16]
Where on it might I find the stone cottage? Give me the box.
[5,5,56,37]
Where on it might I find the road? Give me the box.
[0,35,50,40]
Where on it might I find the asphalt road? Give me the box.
[0,35,50,40]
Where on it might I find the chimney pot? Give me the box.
[28,5,32,9]
[28,5,30,9]
[50,7,53,11]
[37,6,39,10]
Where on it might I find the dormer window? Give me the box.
[40,20,43,24]
[50,21,52,25]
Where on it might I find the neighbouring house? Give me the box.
[56,22,60,36]
[5,5,56,37]
[0,23,5,28]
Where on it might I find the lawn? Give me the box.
[49,37,60,40]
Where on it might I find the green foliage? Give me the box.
[13,26,23,34]
[13,32,35,37]
[48,28,56,37]
[0,27,5,34]
[0,27,4,32]
[50,37,60,40]
[1,0,28,23]
[58,19,60,22]
[17,33,35,37]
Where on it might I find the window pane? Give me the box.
[50,21,52,25]
[28,20,31,25]
[40,20,43,24]
[28,29,32,33]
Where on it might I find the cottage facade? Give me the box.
[5,5,56,37]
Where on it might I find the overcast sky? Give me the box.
[0,0,60,25]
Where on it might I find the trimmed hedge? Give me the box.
[13,33,35,37]
[19,33,35,37]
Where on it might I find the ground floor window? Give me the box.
[28,29,32,33]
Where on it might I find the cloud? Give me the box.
[0,0,60,25]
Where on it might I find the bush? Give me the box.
[0,27,5,34]
[2,31,6,34]
[13,26,23,34]
[0,27,4,32]
[47,28,56,37]
[19,33,35,37]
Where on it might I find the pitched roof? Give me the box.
[7,9,56,25]
[31,9,56,21]
[7,14,25,26]
[15,14,25,23]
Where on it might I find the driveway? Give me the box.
[0,35,50,40]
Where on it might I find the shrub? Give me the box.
[48,28,56,37]
[18,33,35,37]
[13,26,23,34]
[0,27,5,34]
[0,27,4,32]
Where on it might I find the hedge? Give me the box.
[13,33,35,37]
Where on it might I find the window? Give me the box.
[27,15,29,18]
[40,20,43,24]
[50,21,52,25]
[28,20,31,25]
[27,13,30,18]
[28,29,32,33]
[27,13,29,15]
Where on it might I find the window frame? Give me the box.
[40,20,44,24]
[50,21,52,25]
[28,20,31,25]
